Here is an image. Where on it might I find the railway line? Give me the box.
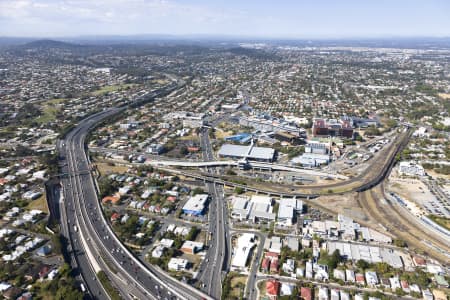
[358,185,450,264]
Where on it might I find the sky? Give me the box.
[0,0,449,38]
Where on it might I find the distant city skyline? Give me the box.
[0,0,449,38]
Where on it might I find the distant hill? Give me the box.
[22,39,84,49]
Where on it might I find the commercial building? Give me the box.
[230,196,252,221]
[249,195,276,223]
[218,142,275,162]
[398,161,426,177]
[180,241,204,254]
[277,198,303,227]
[230,195,276,223]
[182,114,205,128]
[291,153,330,167]
[305,142,328,154]
[239,115,305,136]
[312,118,353,138]
[231,233,256,270]
[182,194,209,216]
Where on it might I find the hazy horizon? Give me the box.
[1,0,449,39]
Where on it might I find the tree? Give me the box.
[393,239,407,248]
[374,262,391,275]
[51,233,63,255]
[356,259,370,270]
[234,187,244,194]
[192,187,205,196]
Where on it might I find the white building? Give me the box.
[230,196,252,221]
[365,271,379,286]
[277,198,303,226]
[151,245,165,258]
[282,259,295,273]
[398,161,426,177]
[168,258,189,271]
[318,286,329,300]
[182,194,209,216]
[231,233,256,270]
[249,195,275,223]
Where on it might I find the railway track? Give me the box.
[358,185,450,264]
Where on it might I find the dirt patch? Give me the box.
[27,193,50,214]
[95,161,130,176]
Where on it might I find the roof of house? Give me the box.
[266,280,280,296]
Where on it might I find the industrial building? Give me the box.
[230,195,276,223]
[291,153,330,167]
[218,142,275,162]
[182,194,209,216]
[239,115,305,136]
[312,118,353,138]
[224,133,252,144]
[273,131,304,145]
[305,142,328,154]
[398,161,426,177]
[328,241,404,268]
[277,198,303,227]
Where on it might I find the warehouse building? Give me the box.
[230,195,276,223]
[398,161,426,177]
[182,194,209,216]
[291,153,330,167]
[218,141,275,162]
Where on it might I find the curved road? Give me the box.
[60,89,214,299]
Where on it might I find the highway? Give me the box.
[59,86,214,300]
[195,127,230,299]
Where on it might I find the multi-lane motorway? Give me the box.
[58,87,214,300]
[195,127,230,299]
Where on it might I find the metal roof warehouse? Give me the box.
[218,143,275,162]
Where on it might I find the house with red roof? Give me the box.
[167,196,177,203]
[266,279,280,300]
[110,212,121,222]
[261,257,270,273]
[102,194,121,205]
[300,287,312,300]
[270,259,279,274]
[355,273,365,285]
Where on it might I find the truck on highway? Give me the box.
[73,225,78,232]
[80,283,86,293]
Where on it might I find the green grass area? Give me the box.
[97,271,121,300]
[91,83,136,96]
[44,98,67,105]
[428,215,450,231]
[35,105,59,124]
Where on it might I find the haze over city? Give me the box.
[0,0,450,38]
